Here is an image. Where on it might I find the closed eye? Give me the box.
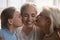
[31,13,35,17]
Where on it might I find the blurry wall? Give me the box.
[0,0,60,29]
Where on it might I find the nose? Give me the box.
[28,16,32,22]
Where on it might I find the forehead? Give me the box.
[13,11,20,16]
[37,14,50,21]
[37,16,46,21]
[40,11,50,18]
[22,6,37,13]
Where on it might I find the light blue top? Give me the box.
[0,29,18,40]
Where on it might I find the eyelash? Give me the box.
[24,15,35,17]
[24,15,28,17]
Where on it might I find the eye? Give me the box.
[44,16,49,20]
[31,13,35,17]
[23,13,28,17]
[24,15,28,17]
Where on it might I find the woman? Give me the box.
[0,7,22,40]
[16,3,38,40]
[49,8,60,40]
[35,8,59,40]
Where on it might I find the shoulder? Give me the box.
[0,29,5,38]
[0,29,4,34]
[43,32,58,40]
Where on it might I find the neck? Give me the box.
[44,25,51,35]
[8,25,16,33]
[45,30,53,37]
[22,25,33,36]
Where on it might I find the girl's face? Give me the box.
[36,13,51,34]
[8,11,22,28]
[21,6,37,28]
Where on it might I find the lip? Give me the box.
[27,22,32,25]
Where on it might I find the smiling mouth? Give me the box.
[27,22,33,24]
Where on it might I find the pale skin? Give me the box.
[8,10,22,33]
[0,10,22,40]
[35,13,51,34]
[21,5,37,36]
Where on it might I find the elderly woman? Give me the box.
[49,8,60,40]
[35,8,59,40]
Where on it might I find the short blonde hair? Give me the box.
[21,3,37,16]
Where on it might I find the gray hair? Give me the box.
[49,8,60,29]
[40,7,54,33]
[41,7,60,33]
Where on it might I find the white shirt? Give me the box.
[16,27,36,40]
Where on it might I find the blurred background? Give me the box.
[0,0,60,29]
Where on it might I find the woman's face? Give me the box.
[21,6,37,28]
[36,13,51,34]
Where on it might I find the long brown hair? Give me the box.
[1,7,16,29]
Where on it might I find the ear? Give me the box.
[8,19,13,25]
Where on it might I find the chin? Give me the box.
[16,25,21,27]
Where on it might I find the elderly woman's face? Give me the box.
[35,13,51,34]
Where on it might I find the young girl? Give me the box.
[0,7,22,40]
